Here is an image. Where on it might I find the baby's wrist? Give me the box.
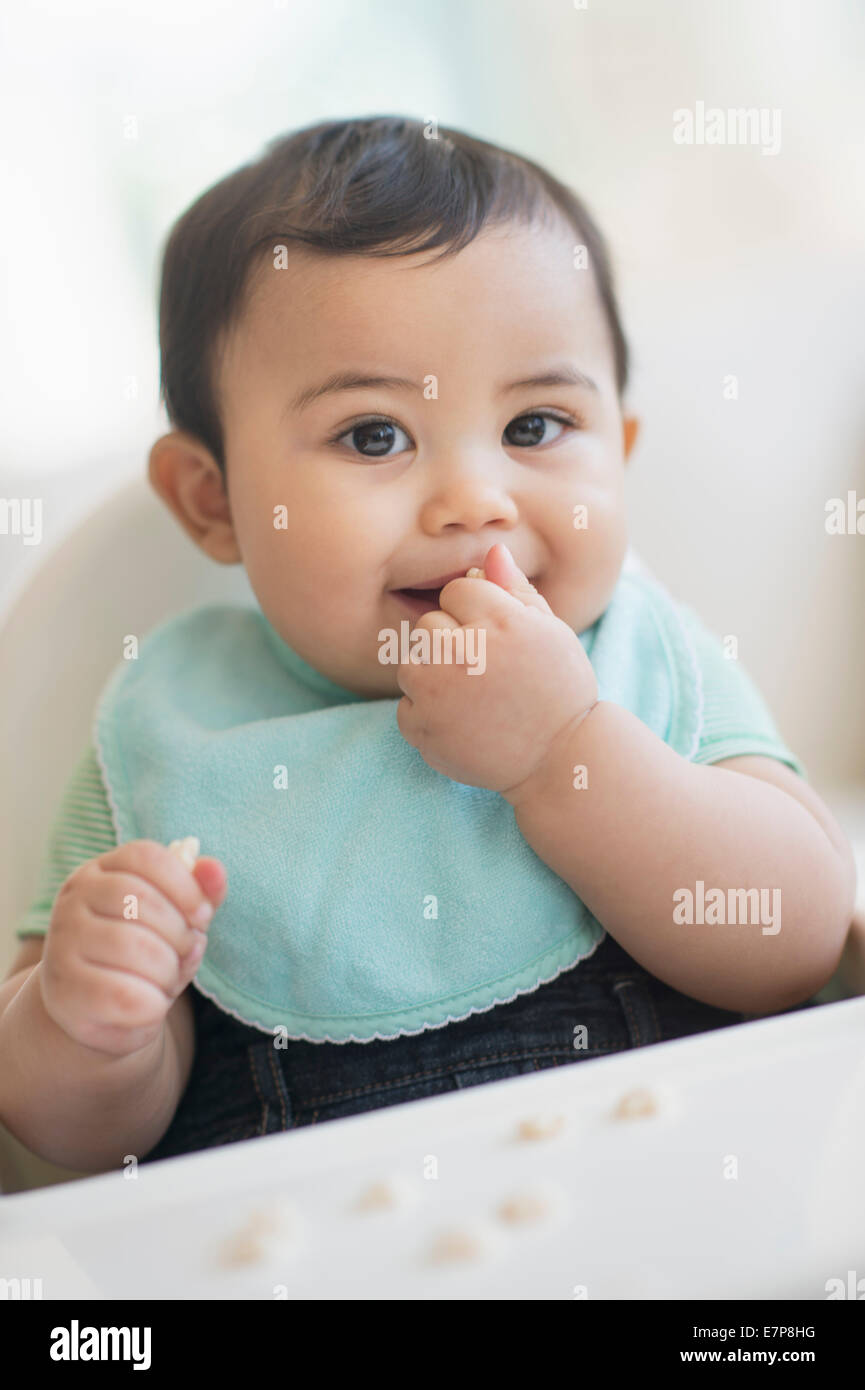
[501,697,604,812]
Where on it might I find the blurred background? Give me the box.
[1,0,864,791]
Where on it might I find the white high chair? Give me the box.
[0,473,254,1192]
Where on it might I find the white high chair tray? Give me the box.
[2,995,864,1301]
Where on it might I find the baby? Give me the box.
[0,116,858,1174]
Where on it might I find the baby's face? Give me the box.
[212,218,635,697]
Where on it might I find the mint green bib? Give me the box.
[93,565,700,1042]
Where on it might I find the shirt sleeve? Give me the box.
[676,603,809,781]
[15,743,117,938]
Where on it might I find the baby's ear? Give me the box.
[622,416,640,462]
[148,431,242,565]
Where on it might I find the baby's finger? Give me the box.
[482,544,554,613]
[400,608,460,670]
[58,956,176,1030]
[395,692,425,751]
[76,915,193,999]
[191,856,228,906]
[168,839,227,910]
[98,840,216,931]
[80,869,201,958]
[395,607,456,694]
[440,545,553,623]
[418,610,460,632]
[176,929,209,990]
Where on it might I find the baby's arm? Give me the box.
[0,940,194,1172]
[0,838,220,1173]
[502,704,856,1015]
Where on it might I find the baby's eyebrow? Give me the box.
[288,362,598,415]
[289,372,418,413]
[500,364,598,396]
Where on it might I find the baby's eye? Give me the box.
[333,417,413,458]
[503,412,571,448]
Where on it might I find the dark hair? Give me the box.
[157,115,630,475]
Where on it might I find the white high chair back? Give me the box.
[0,474,254,1191]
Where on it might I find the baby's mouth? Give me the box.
[389,565,477,615]
[392,586,444,615]
[391,571,540,616]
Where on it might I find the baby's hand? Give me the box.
[395,543,597,796]
[39,839,227,1058]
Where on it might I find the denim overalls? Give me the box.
[143,933,817,1164]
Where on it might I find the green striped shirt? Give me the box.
[16,743,117,937]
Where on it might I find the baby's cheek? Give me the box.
[577,503,627,582]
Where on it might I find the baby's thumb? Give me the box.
[483,544,552,612]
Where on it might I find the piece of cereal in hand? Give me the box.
[167,837,200,870]
[466,567,485,579]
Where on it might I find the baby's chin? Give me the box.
[308,639,405,699]
[340,662,405,700]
